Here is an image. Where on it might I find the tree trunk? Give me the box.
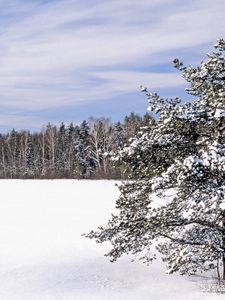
[1,146,6,177]
[221,218,225,280]
[223,229,225,280]
[223,253,225,280]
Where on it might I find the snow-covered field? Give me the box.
[0,180,222,299]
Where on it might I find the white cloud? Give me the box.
[0,0,224,128]
[91,71,186,94]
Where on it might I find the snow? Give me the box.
[214,108,225,118]
[0,180,222,299]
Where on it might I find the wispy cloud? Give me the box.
[0,0,224,130]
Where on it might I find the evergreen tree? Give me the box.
[25,132,35,176]
[74,120,96,177]
[65,123,77,175]
[113,122,125,149]
[85,39,225,280]
[56,123,67,175]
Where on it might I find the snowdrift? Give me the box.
[0,180,221,299]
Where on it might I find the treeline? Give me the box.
[0,113,153,179]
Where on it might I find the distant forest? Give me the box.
[0,113,153,179]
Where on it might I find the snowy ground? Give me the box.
[0,180,222,299]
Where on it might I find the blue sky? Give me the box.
[0,0,224,131]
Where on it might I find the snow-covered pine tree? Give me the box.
[25,132,35,177]
[85,39,225,280]
[65,122,78,175]
[56,123,67,176]
[74,120,96,178]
